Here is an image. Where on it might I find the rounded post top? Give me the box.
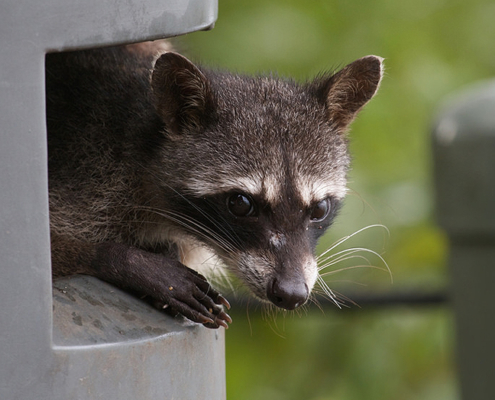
[433,80,495,238]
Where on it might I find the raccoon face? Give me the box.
[150,52,383,309]
[158,188,342,310]
[221,191,342,309]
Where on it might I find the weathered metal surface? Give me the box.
[52,275,194,346]
[0,0,223,399]
[51,276,225,400]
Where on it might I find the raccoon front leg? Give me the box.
[50,234,231,329]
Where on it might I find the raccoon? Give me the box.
[46,42,383,329]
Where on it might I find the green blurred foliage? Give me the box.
[224,309,456,400]
[178,0,494,398]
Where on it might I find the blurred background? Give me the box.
[176,1,495,399]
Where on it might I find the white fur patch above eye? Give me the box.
[295,175,348,205]
[185,173,284,203]
[184,175,263,196]
[185,172,347,208]
[262,174,282,204]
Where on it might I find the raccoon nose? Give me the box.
[267,278,309,310]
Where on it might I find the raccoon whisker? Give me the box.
[186,199,243,250]
[308,293,325,314]
[316,275,342,309]
[149,205,237,253]
[200,197,245,249]
[345,188,382,220]
[263,307,290,338]
[138,206,237,255]
[164,213,235,255]
[317,248,378,270]
[317,279,368,288]
[318,246,392,283]
[201,253,237,293]
[297,302,310,317]
[315,287,359,308]
[319,264,391,278]
[264,303,278,324]
[324,246,391,283]
[316,224,389,261]
[267,321,287,339]
[317,247,372,269]
[134,161,243,250]
[172,216,237,256]
[318,254,374,273]
[156,181,244,250]
[133,204,228,248]
[312,286,351,309]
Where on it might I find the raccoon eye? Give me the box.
[310,198,330,222]
[227,193,255,217]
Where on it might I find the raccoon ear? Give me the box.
[151,52,215,134]
[314,55,383,132]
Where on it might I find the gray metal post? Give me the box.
[0,1,225,399]
[433,81,495,400]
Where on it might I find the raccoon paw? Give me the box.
[89,242,232,329]
[155,263,232,329]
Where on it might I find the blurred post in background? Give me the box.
[434,82,495,400]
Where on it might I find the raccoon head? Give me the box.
[150,52,383,310]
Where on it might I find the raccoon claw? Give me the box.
[217,295,231,310]
[198,305,232,329]
[218,310,232,324]
[202,312,231,330]
[170,300,232,329]
[199,316,216,326]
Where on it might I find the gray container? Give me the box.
[0,1,224,399]
[433,81,495,400]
